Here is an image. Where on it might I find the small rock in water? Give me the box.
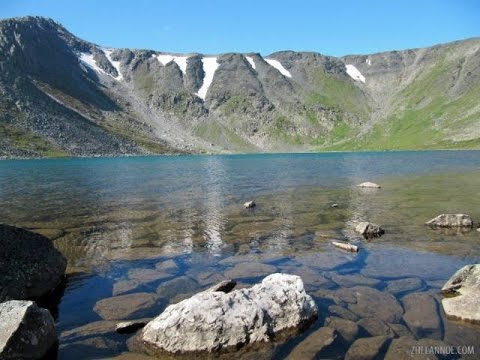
[425,214,473,228]
[356,182,381,188]
[355,222,385,238]
[141,273,318,355]
[441,264,480,323]
[243,200,256,208]
[0,300,57,359]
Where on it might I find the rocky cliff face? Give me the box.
[0,16,479,158]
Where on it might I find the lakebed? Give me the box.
[1,151,479,359]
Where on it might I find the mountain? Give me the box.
[0,16,479,158]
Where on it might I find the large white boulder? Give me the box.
[441,264,480,323]
[0,300,56,359]
[141,273,318,354]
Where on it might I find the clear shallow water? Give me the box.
[1,151,480,359]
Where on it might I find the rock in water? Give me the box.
[356,182,381,188]
[0,224,67,302]
[0,300,56,359]
[425,214,473,228]
[243,201,256,209]
[141,273,318,354]
[355,222,385,238]
[441,264,480,323]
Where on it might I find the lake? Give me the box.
[1,151,479,359]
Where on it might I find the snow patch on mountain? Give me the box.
[265,59,292,78]
[156,54,189,74]
[197,57,219,100]
[79,52,106,75]
[102,48,124,81]
[345,64,365,83]
[246,56,256,69]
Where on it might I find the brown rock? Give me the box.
[345,336,390,360]
[286,327,336,360]
[93,293,162,320]
[402,292,442,339]
[325,316,359,343]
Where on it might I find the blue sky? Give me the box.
[1,0,479,56]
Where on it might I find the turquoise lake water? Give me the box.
[1,151,479,359]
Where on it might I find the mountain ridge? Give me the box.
[0,16,479,158]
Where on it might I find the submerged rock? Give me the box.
[285,327,336,360]
[0,300,56,359]
[93,292,163,321]
[345,335,390,360]
[386,277,423,295]
[141,273,318,354]
[356,182,381,188]
[441,264,480,323]
[355,222,385,238]
[425,214,473,228]
[402,292,442,339]
[325,316,358,343]
[0,224,67,302]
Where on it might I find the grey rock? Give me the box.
[0,224,66,302]
[141,273,318,354]
[341,286,404,323]
[345,335,390,360]
[112,279,142,296]
[0,300,56,360]
[325,316,359,343]
[127,268,172,283]
[386,277,423,295]
[93,292,163,320]
[402,292,442,339]
[156,276,199,299]
[355,222,385,238]
[426,214,473,228]
[155,259,178,273]
[328,273,381,288]
[285,327,336,360]
[441,264,480,323]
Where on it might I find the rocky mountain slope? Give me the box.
[0,16,479,158]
